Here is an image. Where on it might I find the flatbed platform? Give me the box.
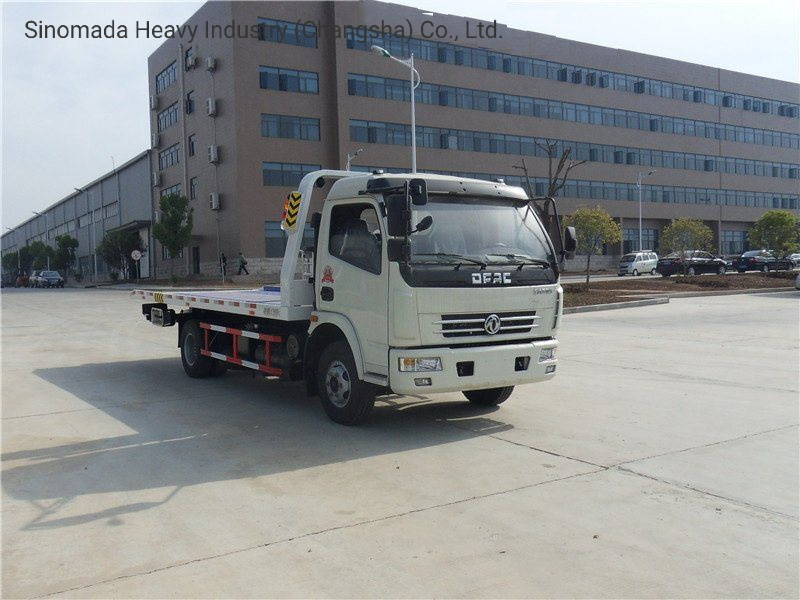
[132,286,312,321]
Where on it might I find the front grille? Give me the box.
[434,311,539,338]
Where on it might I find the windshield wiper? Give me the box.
[484,253,552,268]
[413,253,487,268]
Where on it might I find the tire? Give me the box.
[180,320,214,378]
[317,341,375,425]
[717,266,726,275]
[650,268,656,275]
[633,269,640,276]
[463,386,514,406]
[661,273,669,278]
[761,264,768,272]
[687,267,696,276]
[738,269,745,274]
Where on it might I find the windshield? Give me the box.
[620,254,635,262]
[409,197,554,265]
[42,271,60,277]
[741,250,762,257]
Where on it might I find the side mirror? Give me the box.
[564,226,577,252]
[412,215,433,234]
[409,178,428,206]
[386,195,407,237]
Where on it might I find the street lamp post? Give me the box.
[636,170,656,251]
[346,148,364,171]
[31,211,50,269]
[371,45,420,173]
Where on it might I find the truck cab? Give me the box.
[304,173,570,423]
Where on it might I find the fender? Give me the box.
[309,311,376,382]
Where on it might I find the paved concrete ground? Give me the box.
[2,288,798,598]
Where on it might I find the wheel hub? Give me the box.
[325,360,351,408]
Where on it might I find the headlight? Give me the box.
[399,357,442,372]
[539,347,556,362]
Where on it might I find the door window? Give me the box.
[328,203,382,275]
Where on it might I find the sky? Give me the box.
[2,0,798,232]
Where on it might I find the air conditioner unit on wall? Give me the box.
[206,56,216,71]
[206,97,217,116]
[152,171,161,187]
[207,145,219,164]
[150,95,159,110]
[209,192,220,210]
[151,133,160,148]
[186,56,197,69]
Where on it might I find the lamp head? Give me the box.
[371,45,390,57]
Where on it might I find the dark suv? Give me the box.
[38,270,64,288]
[733,250,777,273]
[656,251,727,277]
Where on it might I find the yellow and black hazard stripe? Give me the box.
[282,191,302,231]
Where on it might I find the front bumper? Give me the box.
[388,339,558,395]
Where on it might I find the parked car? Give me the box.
[618,251,658,276]
[733,250,777,273]
[30,270,43,287]
[38,270,64,288]
[775,253,800,270]
[656,251,727,277]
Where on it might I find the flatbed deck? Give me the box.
[132,286,312,321]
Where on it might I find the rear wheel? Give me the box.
[650,268,656,275]
[180,320,214,378]
[762,264,769,272]
[317,341,375,425]
[687,267,696,276]
[717,266,726,275]
[463,386,514,406]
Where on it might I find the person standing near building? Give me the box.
[220,252,227,276]
[237,251,249,275]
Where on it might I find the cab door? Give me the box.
[316,199,389,378]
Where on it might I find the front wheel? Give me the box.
[317,341,375,425]
[717,266,726,275]
[633,269,640,276]
[463,386,514,406]
[180,320,214,378]
[687,267,697,276]
[650,268,656,275]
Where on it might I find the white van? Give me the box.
[618,251,658,276]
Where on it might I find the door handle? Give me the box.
[320,286,334,301]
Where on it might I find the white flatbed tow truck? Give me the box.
[135,170,576,424]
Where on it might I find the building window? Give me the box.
[188,134,196,157]
[155,61,178,93]
[158,143,180,170]
[103,202,119,219]
[349,119,799,179]
[262,162,321,186]
[721,230,747,254]
[157,102,179,132]
[623,228,658,253]
[190,177,197,200]
[260,114,320,141]
[264,222,314,257]
[259,66,318,94]
[257,18,317,48]
[161,183,181,197]
[162,245,184,260]
[184,47,194,71]
[185,91,195,114]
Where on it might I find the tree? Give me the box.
[564,206,621,286]
[53,235,79,279]
[533,140,587,198]
[153,194,193,278]
[748,210,799,257]
[2,251,20,274]
[660,219,714,275]
[97,230,144,279]
[28,241,54,271]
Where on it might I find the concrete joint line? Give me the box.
[34,468,606,599]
